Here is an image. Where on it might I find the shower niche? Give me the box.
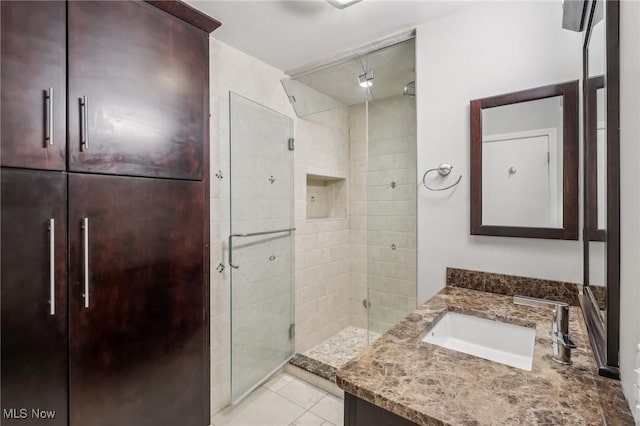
[306,174,347,220]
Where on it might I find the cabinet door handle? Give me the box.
[45,88,54,146]
[80,96,89,151]
[82,218,90,308]
[49,218,55,316]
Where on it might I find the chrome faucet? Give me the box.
[514,295,577,365]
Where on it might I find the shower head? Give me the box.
[403,81,416,97]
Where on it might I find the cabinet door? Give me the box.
[1,1,66,170]
[68,1,208,181]
[1,168,68,425]
[68,174,207,426]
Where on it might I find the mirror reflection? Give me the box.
[481,96,564,228]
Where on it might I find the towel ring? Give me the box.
[422,163,462,191]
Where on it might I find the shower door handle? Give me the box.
[228,235,239,269]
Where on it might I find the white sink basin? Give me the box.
[421,311,536,371]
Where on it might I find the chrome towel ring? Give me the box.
[422,163,462,191]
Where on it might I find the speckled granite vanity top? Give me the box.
[336,287,633,425]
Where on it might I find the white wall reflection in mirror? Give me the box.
[481,96,564,227]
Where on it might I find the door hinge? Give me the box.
[288,137,295,151]
[289,323,296,339]
[547,151,550,164]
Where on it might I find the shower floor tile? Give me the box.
[303,326,381,369]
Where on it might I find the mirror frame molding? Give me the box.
[585,74,606,241]
[470,81,580,240]
[581,0,621,379]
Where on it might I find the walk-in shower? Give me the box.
[282,38,417,375]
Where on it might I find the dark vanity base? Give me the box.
[344,393,419,426]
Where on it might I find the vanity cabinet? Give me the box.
[0,1,218,425]
[344,393,419,426]
[67,1,208,180]
[1,169,68,426]
[0,1,67,171]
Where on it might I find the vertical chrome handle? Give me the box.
[45,88,54,146]
[80,96,88,151]
[228,235,239,269]
[82,218,90,308]
[48,218,55,316]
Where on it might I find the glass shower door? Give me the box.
[229,92,294,404]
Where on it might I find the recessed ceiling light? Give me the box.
[327,0,363,9]
[358,71,374,88]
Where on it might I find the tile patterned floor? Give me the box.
[303,326,381,369]
[212,373,343,426]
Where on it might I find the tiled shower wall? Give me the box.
[349,96,417,335]
[294,108,352,353]
[348,103,368,329]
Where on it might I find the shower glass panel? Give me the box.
[282,56,370,118]
[365,40,418,339]
[279,38,416,366]
[229,92,294,404]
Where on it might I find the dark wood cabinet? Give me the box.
[1,1,67,171]
[68,173,206,426]
[1,169,68,425]
[344,393,419,426]
[68,1,208,181]
[1,2,216,424]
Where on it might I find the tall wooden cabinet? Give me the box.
[0,1,66,170]
[68,174,206,426]
[67,1,208,180]
[1,169,68,426]
[0,1,220,425]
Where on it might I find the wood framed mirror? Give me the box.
[581,0,621,379]
[585,74,606,242]
[470,81,579,239]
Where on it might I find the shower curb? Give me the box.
[288,353,338,384]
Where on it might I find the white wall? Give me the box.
[415,1,583,303]
[619,0,640,419]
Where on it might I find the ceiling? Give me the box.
[287,38,416,110]
[185,0,472,73]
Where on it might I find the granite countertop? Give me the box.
[336,287,633,425]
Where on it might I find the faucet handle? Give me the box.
[557,331,577,349]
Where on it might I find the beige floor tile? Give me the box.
[291,410,326,426]
[309,395,344,426]
[212,387,305,426]
[263,372,295,392]
[277,379,327,409]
